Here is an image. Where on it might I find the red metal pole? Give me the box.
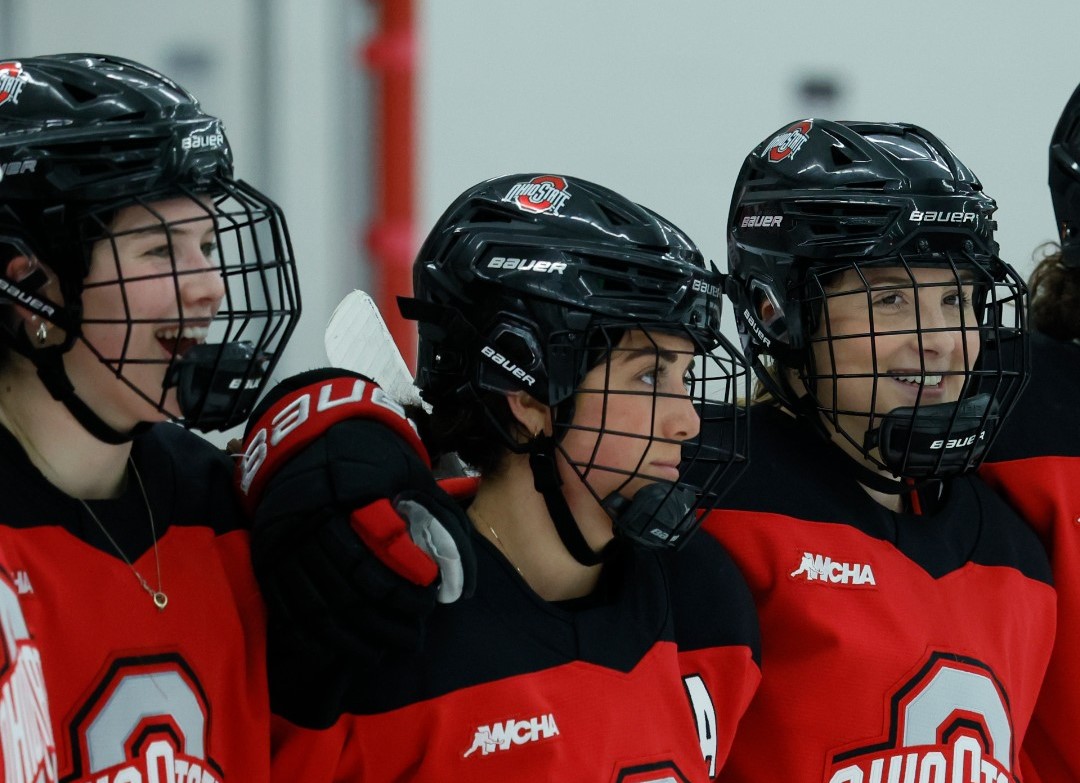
[360,0,417,369]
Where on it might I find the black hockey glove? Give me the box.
[236,368,476,667]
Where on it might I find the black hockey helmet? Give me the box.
[0,54,300,440]
[1049,81,1080,268]
[400,173,749,559]
[727,119,1027,480]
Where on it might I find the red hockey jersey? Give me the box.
[702,405,1055,783]
[0,423,271,783]
[268,521,761,782]
[981,332,1080,783]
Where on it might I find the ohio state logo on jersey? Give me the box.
[763,120,813,163]
[0,569,57,783]
[65,656,224,783]
[503,175,572,216]
[826,653,1014,783]
[0,62,28,107]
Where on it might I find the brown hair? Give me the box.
[416,393,518,477]
[1029,244,1080,341]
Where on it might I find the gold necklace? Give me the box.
[471,506,523,576]
[79,458,168,611]
[0,398,167,610]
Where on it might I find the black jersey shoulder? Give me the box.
[0,423,69,523]
[134,422,243,533]
[705,405,1051,583]
[294,530,676,720]
[988,332,1080,461]
[0,422,242,557]
[667,531,760,665]
[942,474,1052,584]
[714,405,884,524]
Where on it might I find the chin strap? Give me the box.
[791,404,946,505]
[527,434,608,567]
[33,345,148,444]
[600,482,698,549]
[0,278,146,444]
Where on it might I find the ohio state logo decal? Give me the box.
[0,569,57,783]
[0,62,28,108]
[826,652,1015,783]
[503,175,572,216]
[65,655,224,783]
[762,120,813,163]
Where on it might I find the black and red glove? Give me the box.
[236,368,476,669]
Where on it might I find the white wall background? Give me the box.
[419,0,1077,286]
[4,0,1077,400]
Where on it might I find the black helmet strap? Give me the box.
[789,403,913,496]
[0,264,144,444]
[33,344,147,444]
[528,435,608,567]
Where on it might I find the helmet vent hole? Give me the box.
[467,207,513,224]
[596,202,637,226]
[59,82,98,104]
[835,180,890,191]
[830,144,855,167]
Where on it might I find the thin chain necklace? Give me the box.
[471,506,523,576]
[78,458,168,611]
[0,396,167,610]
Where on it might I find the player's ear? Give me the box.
[505,390,551,443]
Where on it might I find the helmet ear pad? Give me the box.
[475,315,547,400]
[0,241,71,349]
[728,269,807,369]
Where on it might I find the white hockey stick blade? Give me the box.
[324,290,428,411]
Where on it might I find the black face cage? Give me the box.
[550,321,750,549]
[77,179,300,431]
[796,252,1027,479]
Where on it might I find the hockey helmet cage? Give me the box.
[0,54,300,438]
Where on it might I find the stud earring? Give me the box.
[35,320,48,345]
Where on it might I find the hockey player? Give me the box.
[238,174,760,780]
[980,84,1080,783]
[0,54,299,781]
[706,120,1054,781]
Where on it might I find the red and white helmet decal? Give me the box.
[503,175,572,216]
[763,120,813,163]
[0,62,28,108]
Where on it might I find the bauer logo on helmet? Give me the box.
[908,209,978,224]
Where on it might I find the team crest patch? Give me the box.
[0,62,29,108]
[762,120,813,163]
[827,653,1015,783]
[503,175,572,216]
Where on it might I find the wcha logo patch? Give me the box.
[790,551,877,588]
[463,712,560,758]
